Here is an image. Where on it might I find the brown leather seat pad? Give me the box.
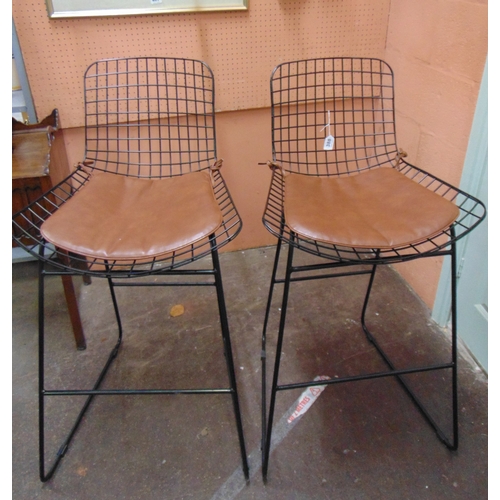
[41,170,223,260]
[284,168,459,249]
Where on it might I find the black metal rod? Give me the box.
[44,388,232,396]
[113,269,217,277]
[450,232,459,450]
[290,261,374,274]
[38,257,47,482]
[210,237,249,480]
[106,263,123,343]
[263,239,295,481]
[276,269,372,284]
[360,261,379,337]
[111,282,215,287]
[261,237,283,466]
[276,362,454,391]
[42,268,217,278]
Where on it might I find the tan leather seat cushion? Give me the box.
[41,170,223,260]
[284,168,459,249]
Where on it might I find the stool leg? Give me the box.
[262,241,294,482]
[261,238,283,467]
[360,247,458,450]
[449,240,459,450]
[360,263,378,345]
[38,260,123,482]
[38,259,48,482]
[210,242,249,480]
[106,272,123,345]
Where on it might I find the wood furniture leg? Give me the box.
[61,275,86,350]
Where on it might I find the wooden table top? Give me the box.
[12,127,53,180]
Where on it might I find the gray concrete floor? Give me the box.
[12,246,487,499]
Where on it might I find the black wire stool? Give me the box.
[260,57,486,480]
[12,57,249,482]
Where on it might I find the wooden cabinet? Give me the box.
[12,110,87,350]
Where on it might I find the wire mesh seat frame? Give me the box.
[12,57,249,482]
[260,57,486,480]
[13,57,242,278]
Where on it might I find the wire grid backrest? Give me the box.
[84,57,216,178]
[271,58,398,176]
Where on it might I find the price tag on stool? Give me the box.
[323,135,334,150]
[320,111,335,151]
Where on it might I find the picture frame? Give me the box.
[45,0,248,19]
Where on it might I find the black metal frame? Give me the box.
[13,57,249,482]
[260,57,486,480]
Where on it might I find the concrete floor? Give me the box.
[12,246,487,499]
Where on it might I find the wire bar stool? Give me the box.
[260,57,486,481]
[12,57,249,482]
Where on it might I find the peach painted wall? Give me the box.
[385,0,487,307]
[12,0,488,309]
[12,0,391,126]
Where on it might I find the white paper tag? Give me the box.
[323,135,334,150]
